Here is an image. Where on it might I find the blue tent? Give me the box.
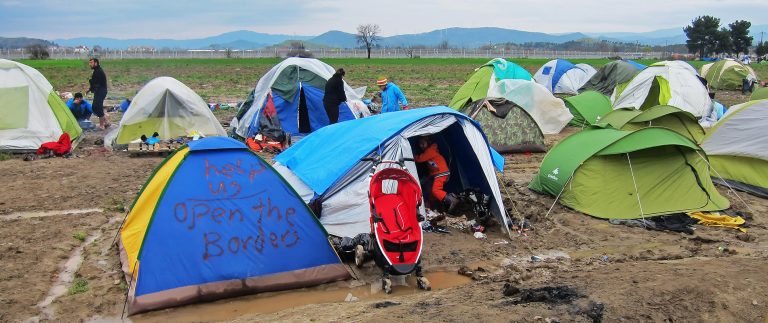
[233,58,367,139]
[119,137,349,314]
[274,106,509,238]
[534,59,597,94]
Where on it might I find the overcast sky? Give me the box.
[2,0,766,39]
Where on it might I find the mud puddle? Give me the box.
[0,208,103,220]
[132,271,472,322]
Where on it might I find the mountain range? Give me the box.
[44,25,768,50]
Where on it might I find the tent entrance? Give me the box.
[298,86,311,133]
[408,123,492,206]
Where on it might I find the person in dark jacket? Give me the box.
[323,68,347,124]
[86,58,109,129]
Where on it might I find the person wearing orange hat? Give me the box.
[376,76,408,113]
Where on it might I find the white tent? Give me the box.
[233,57,368,138]
[106,77,225,146]
[488,79,573,134]
[612,61,711,117]
[0,59,81,152]
[273,107,509,238]
[533,59,597,95]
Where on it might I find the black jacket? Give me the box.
[323,74,346,105]
[89,66,108,93]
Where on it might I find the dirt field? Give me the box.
[1,108,767,322]
[1,58,767,322]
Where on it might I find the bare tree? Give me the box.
[356,24,380,59]
[25,44,50,60]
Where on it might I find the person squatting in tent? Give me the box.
[415,136,459,222]
[66,92,92,121]
[376,76,408,113]
[323,68,347,124]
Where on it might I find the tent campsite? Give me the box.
[0,59,82,152]
[600,105,705,144]
[232,57,368,139]
[700,59,757,90]
[118,137,349,314]
[579,60,644,96]
[612,61,711,117]
[702,99,768,198]
[448,58,532,109]
[563,90,613,127]
[529,127,729,219]
[273,106,510,238]
[533,59,597,95]
[105,77,226,146]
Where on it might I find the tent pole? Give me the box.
[694,151,756,214]
[544,172,574,219]
[497,173,521,239]
[625,153,647,226]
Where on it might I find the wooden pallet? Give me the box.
[127,141,184,157]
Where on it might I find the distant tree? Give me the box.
[684,15,720,58]
[714,27,734,55]
[25,44,49,59]
[756,41,768,58]
[437,40,450,50]
[286,41,312,58]
[356,24,380,59]
[729,20,753,55]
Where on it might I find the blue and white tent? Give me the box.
[274,106,510,238]
[534,59,597,95]
[232,57,369,138]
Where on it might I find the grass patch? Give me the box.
[107,197,126,213]
[72,231,87,242]
[0,152,11,161]
[68,277,89,295]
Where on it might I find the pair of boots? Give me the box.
[442,193,460,213]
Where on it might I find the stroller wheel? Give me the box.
[354,245,365,267]
[383,278,393,294]
[417,276,432,291]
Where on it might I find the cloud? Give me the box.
[0,0,766,39]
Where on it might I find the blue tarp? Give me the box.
[623,59,647,70]
[275,106,504,195]
[136,137,341,297]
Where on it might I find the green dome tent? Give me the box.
[750,87,768,101]
[563,91,612,127]
[702,99,768,198]
[600,105,705,144]
[459,98,546,153]
[700,59,757,90]
[448,58,532,109]
[579,60,643,96]
[529,127,729,219]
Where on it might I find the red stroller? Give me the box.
[364,158,431,294]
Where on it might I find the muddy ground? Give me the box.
[1,100,767,323]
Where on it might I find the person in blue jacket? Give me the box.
[66,92,93,121]
[376,76,408,113]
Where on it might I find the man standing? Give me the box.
[66,92,92,121]
[87,58,109,129]
[376,76,408,113]
[323,68,347,124]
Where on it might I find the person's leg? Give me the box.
[433,176,459,212]
[92,90,109,129]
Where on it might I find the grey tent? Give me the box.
[580,60,643,96]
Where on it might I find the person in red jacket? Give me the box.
[414,136,459,212]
